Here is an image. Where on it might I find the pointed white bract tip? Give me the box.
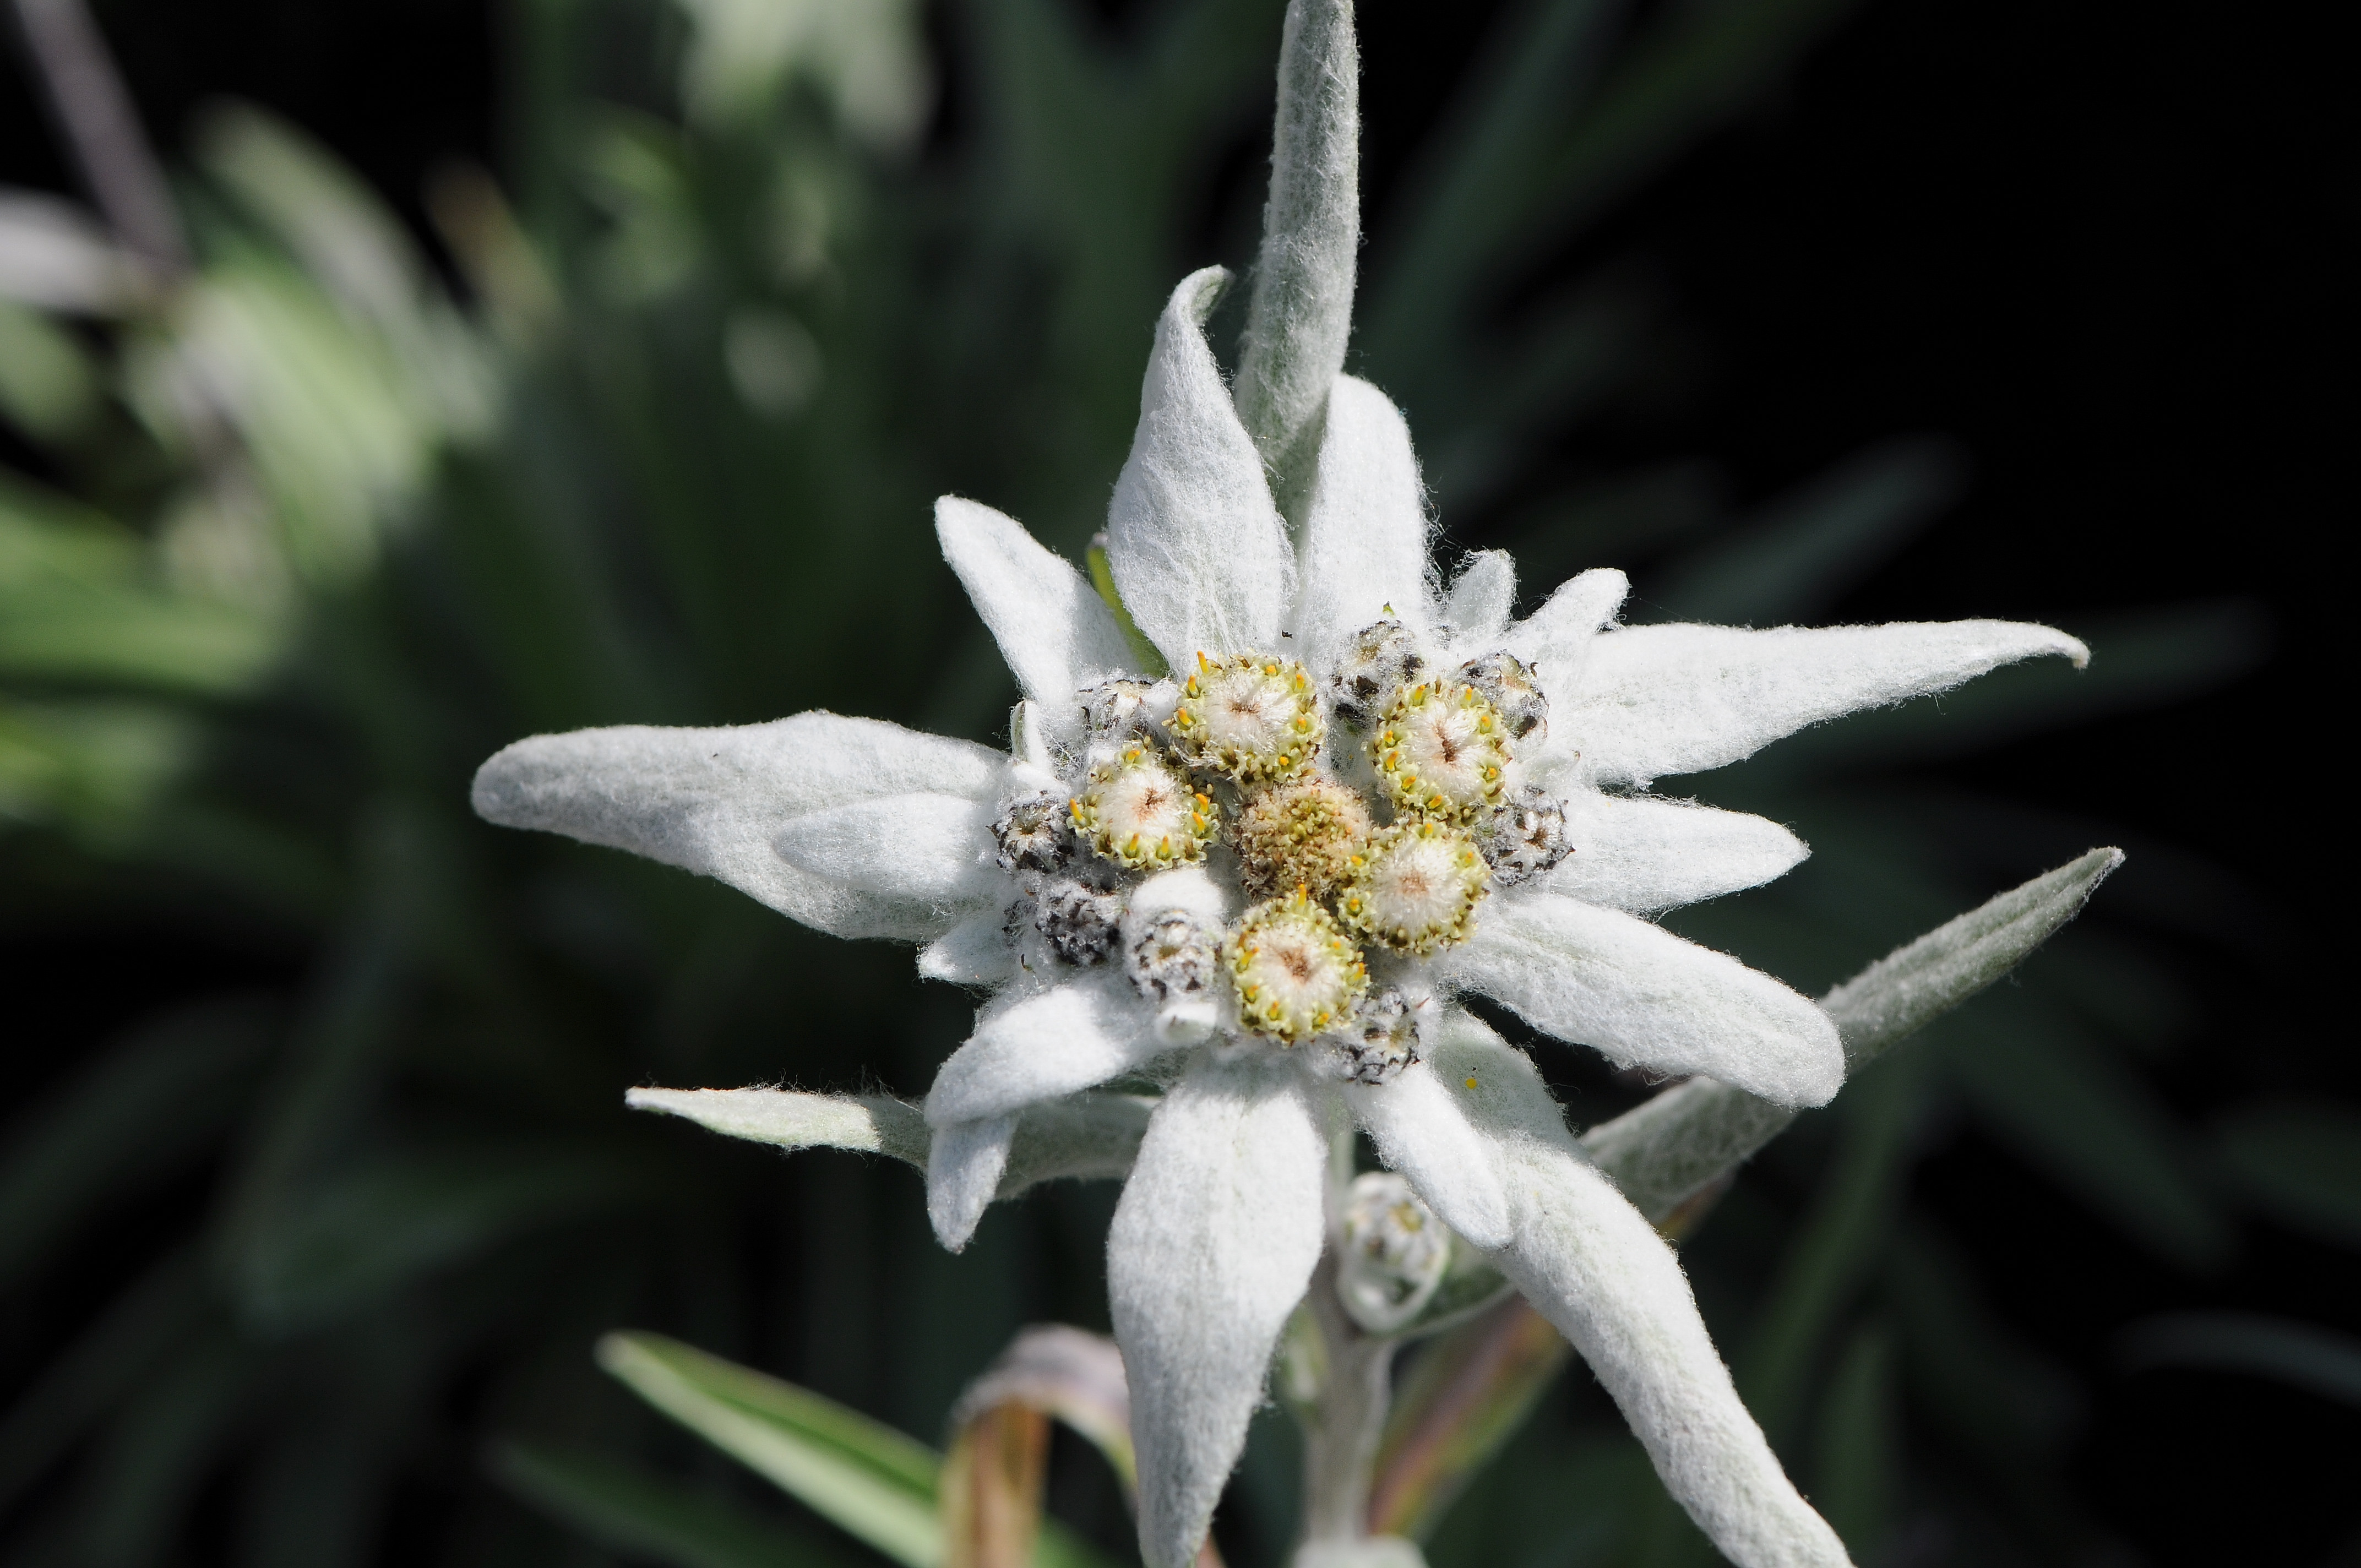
[927,1115,1016,1252]
[2055,628,2091,668]
[1154,1000,1220,1046]
[1130,864,1230,925]
[1174,263,1233,320]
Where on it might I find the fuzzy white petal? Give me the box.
[918,910,1019,986]
[1106,268,1294,665]
[1291,375,1435,671]
[927,1114,1017,1251]
[625,1086,928,1165]
[1503,568,1628,772]
[1543,794,1808,913]
[1442,550,1515,644]
[937,497,1139,744]
[1502,567,1629,670]
[923,972,1165,1127]
[1109,1055,1326,1568]
[773,793,998,904]
[1424,1015,1852,1568]
[1570,619,2090,786]
[1343,1063,1511,1249]
[1445,894,1842,1107]
[470,715,1003,940]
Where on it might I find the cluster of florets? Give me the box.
[1171,653,1324,781]
[981,616,1575,1059]
[1070,744,1218,871]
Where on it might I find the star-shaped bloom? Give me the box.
[472,267,2083,1568]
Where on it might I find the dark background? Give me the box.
[3,0,2347,1562]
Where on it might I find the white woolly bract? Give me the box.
[1566,619,2090,787]
[469,714,1004,940]
[1442,551,1514,644]
[624,1086,929,1164]
[917,908,1020,986]
[928,1113,1017,1251]
[1500,567,1628,681]
[1106,268,1295,666]
[1110,1057,1327,1568]
[1424,1015,1852,1568]
[1343,1063,1510,1249]
[773,793,999,903]
[1444,892,1842,1107]
[1233,0,1358,510]
[923,972,1165,1126]
[1127,865,1232,925]
[935,496,1139,744]
[1290,376,1434,676]
[1543,794,1809,913]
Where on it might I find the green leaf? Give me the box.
[2119,1312,2361,1410]
[1086,536,1165,675]
[492,1440,860,1568]
[2213,1102,2361,1248]
[0,300,100,440]
[1581,849,2123,1221]
[600,1331,944,1568]
[1821,847,2124,1069]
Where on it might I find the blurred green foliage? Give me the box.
[1,1,2346,1566]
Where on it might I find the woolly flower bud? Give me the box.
[1127,907,1218,1000]
[1370,681,1510,824]
[1230,775,1374,903]
[1336,1172,1449,1334]
[1080,677,1175,752]
[1226,886,1367,1045]
[1339,820,1490,956]
[1030,878,1124,965]
[1070,745,1217,871]
[1456,650,1548,743]
[1171,652,1323,782]
[1326,986,1422,1085]
[992,789,1073,876]
[1328,618,1428,732]
[1477,783,1572,887]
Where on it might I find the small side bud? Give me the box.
[1032,879,1124,965]
[1336,1172,1449,1334]
[1324,986,1421,1084]
[1326,618,1426,732]
[1456,650,1548,743]
[1476,784,1571,887]
[992,789,1074,876]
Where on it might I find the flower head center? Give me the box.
[1340,820,1490,955]
[1226,888,1367,1044]
[1071,745,1217,870]
[1229,774,1373,902]
[1171,653,1323,782]
[1372,682,1511,824]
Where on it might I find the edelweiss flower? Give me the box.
[471,267,2084,1568]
